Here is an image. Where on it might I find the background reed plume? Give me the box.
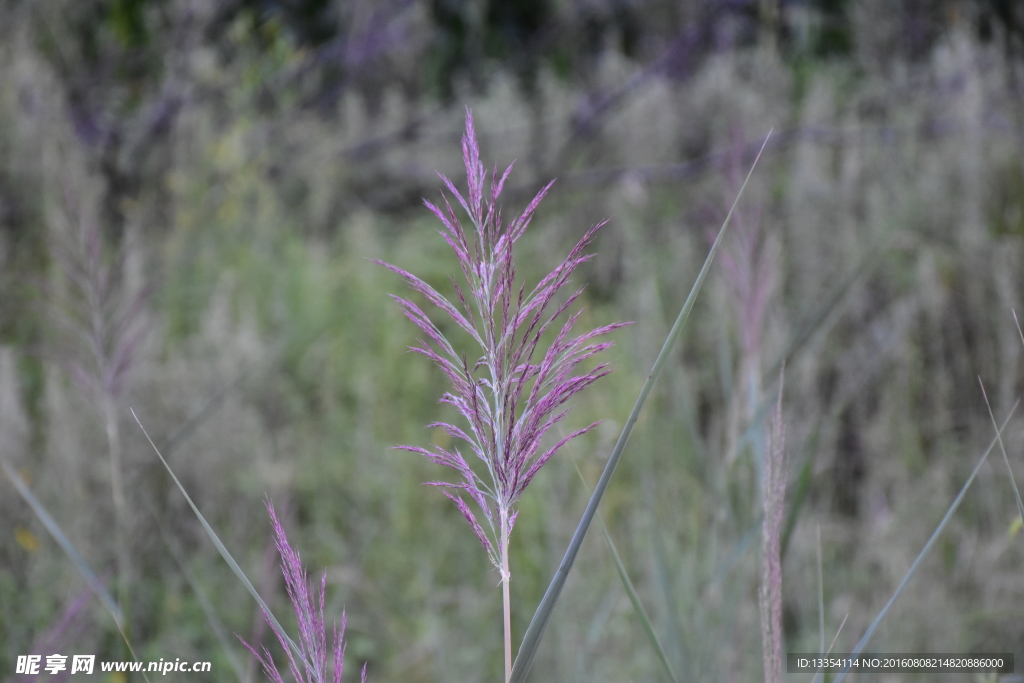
[379,109,626,681]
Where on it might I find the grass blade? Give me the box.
[130,408,307,668]
[1,455,150,680]
[979,377,1024,529]
[509,130,771,683]
[145,499,247,682]
[829,399,1019,683]
[1,457,123,625]
[572,460,681,683]
[650,531,686,680]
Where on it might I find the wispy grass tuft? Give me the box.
[132,413,366,683]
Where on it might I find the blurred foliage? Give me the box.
[1,0,1024,682]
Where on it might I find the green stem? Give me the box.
[501,507,512,683]
[103,392,131,647]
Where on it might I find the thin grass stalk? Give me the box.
[719,126,775,478]
[571,459,680,683]
[1,456,123,625]
[145,499,247,682]
[501,506,512,683]
[509,130,772,683]
[131,408,308,669]
[0,456,151,683]
[979,378,1024,529]
[823,400,1019,683]
[650,529,685,679]
[815,525,825,680]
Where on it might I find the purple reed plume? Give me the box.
[379,110,627,578]
[380,109,626,680]
[240,501,365,683]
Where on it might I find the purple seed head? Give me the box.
[379,108,627,571]
[240,501,365,683]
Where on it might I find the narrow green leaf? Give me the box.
[828,400,1019,683]
[1,456,150,681]
[145,500,247,682]
[1,457,123,625]
[650,532,686,680]
[510,131,772,683]
[130,408,307,668]
[573,461,681,683]
[978,378,1024,530]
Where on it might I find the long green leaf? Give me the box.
[1,457,123,625]
[1,456,150,681]
[826,400,1018,683]
[145,499,247,682]
[979,378,1024,529]
[572,461,680,683]
[130,408,308,668]
[509,131,772,683]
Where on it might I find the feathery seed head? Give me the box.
[240,502,365,683]
[379,109,627,572]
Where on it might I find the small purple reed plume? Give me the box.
[379,108,626,679]
[240,502,365,683]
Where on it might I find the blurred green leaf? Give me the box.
[510,131,771,683]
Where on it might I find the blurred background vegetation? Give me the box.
[2,0,1024,681]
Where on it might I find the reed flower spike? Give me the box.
[378,109,626,680]
[240,501,365,683]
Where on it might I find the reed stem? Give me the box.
[501,507,512,683]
